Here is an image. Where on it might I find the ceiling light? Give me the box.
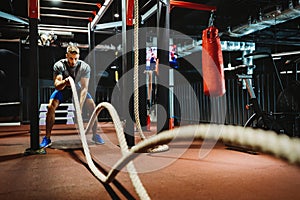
[114,13,119,18]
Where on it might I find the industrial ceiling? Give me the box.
[1,0,300,49]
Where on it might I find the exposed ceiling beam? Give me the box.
[95,21,122,30]
[42,0,97,6]
[38,24,115,35]
[39,24,88,33]
[226,5,300,37]
[141,5,156,24]
[170,0,217,12]
[40,13,90,20]
[90,0,114,30]
[40,7,96,15]
[0,11,28,25]
[140,1,217,24]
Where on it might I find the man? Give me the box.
[40,44,104,148]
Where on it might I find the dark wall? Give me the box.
[0,41,20,121]
[0,48,19,102]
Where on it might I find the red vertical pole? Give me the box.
[127,0,134,26]
[28,0,40,19]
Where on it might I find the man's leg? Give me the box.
[40,98,60,148]
[85,98,104,144]
[85,98,97,133]
[147,71,153,109]
[45,98,60,138]
[41,89,63,148]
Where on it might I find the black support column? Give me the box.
[29,17,40,150]
[138,28,147,130]
[156,0,170,133]
[88,22,96,98]
[25,0,44,154]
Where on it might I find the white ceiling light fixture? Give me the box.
[114,13,119,18]
[114,0,120,18]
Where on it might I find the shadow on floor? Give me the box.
[67,149,136,200]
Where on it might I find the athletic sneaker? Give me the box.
[40,136,52,148]
[92,134,105,144]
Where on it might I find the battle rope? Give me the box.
[108,125,300,179]
[70,75,300,200]
[69,77,150,200]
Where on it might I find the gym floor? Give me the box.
[0,122,300,200]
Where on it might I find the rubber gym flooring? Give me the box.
[0,122,300,200]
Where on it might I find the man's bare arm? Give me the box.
[54,75,70,90]
[79,77,89,111]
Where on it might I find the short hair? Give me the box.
[66,44,79,54]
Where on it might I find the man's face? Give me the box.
[66,52,79,67]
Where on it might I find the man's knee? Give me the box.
[85,99,95,112]
[47,100,59,114]
[87,99,96,107]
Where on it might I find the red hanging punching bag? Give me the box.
[202,26,226,97]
